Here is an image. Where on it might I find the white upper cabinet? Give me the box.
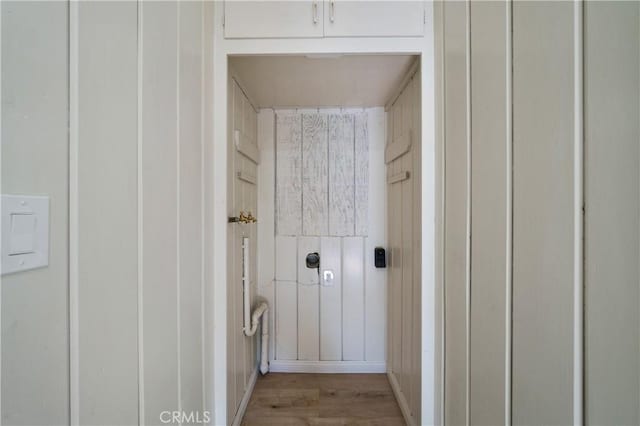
[224,1,323,39]
[323,1,424,37]
[224,1,425,39]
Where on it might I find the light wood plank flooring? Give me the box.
[241,373,406,426]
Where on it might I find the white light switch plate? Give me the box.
[1,194,49,275]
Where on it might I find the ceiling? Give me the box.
[229,54,417,108]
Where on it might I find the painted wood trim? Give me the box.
[237,171,256,185]
[387,170,411,185]
[388,371,417,426]
[229,74,258,113]
[68,2,80,424]
[230,368,257,426]
[269,361,385,374]
[384,130,412,164]
[572,2,584,424]
[385,58,420,111]
[234,129,260,164]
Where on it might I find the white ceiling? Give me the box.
[229,54,417,108]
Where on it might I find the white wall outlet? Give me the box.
[322,269,335,286]
[1,194,49,275]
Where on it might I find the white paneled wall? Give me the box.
[69,2,210,425]
[386,71,421,425]
[226,78,259,423]
[584,3,639,424]
[1,3,70,424]
[260,108,386,372]
[437,1,639,425]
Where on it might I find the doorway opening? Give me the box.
[224,54,423,425]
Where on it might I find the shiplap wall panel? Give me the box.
[298,283,320,361]
[469,2,509,424]
[226,77,237,419]
[140,2,180,422]
[329,114,356,236]
[257,110,277,363]
[297,236,320,360]
[342,237,365,361]
[2,3,71,423]
[302,114,329,235]
[75,3,139,423]
[270,109,381,370]
[513,2,575,424]
[228,78,259,419]
[364,109,386,362]
[178,0,204,415]
[275,236,297,281]
[388,122,403,380]
[320,237,342,361]
[276,113,302,236]
[386,73,421,423]
[355,112,369,236]
[442,2,470,424]
[298,236,320,285]
[401,149,414,398]
[275,281,298,360]
[409,75,422,422]
[584,3,640,424]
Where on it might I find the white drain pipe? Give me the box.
[242,237,269,375]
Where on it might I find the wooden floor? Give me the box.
[241,373,406,426]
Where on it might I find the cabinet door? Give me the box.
[224,1,323,39]
[323,1,424,37]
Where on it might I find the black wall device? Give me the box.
[306,252,320,270]
[374,247,386,268]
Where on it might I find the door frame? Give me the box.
[206,3,442,425]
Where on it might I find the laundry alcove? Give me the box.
[225,54,424,424]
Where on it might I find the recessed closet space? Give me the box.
[226,54,423,425]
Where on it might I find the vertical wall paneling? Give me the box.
[75,2,139,424]
[584,2,640,424]
[275,236,297,281]
[328,114,356,236]
[320,237,342,361]
[227,77,259,420]
[364,109,386,362]
[178,0,204,415]
[355,113,369,237]
[60,2,209,424]
[468,2,510,425]
[302,114,329,236]
[512,2,575,424]
[386,70,421,423]
[401,136,414,397]
[226,76,238,419]
[271,108,382,370]
[297,236,320,360]
[275,113,302,236]
[442,1,470,424]
[388,105,403,381]
[2,2,70,424]
[342,237,365,361]
[275,281,298,360]
[257,109,276,362]
[141,2,180,422]
[411,74,422,423]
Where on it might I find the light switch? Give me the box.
[10,213,37,255]
[2,194,49,275]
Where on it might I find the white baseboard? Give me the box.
[269,360,386,373]
[231,367,258,426]
[387,370,416,426]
